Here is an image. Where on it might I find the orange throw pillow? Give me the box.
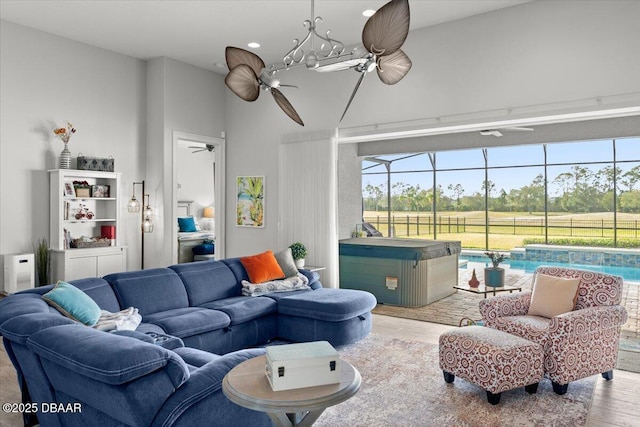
[240,250,286,284]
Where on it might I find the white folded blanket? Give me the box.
[242,273,310,297]
[93,307,142,331]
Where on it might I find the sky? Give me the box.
[362,137,639,196]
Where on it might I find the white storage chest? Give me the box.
[265,341,340,391]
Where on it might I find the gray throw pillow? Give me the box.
[275,248,299,278]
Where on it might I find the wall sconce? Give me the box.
[203,206,215,231]
[128,180,153,268]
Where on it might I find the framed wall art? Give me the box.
[236,176,264,228]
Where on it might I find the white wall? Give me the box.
[338,144,363,239]
[145,58,226,267]
[224,0,640,257]
[0,20,146,287]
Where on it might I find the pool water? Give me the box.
[460,255,640,282]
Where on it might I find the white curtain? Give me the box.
[279,130,338,287]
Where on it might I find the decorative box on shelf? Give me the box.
[74,186,91,198]
[70,238,111,249]
[77,155,115,172]
[265,341,340,391]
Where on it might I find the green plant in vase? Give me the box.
[289,242,308,269]
[483,251,508,287]
[33,238,50,286]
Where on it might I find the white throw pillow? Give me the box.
[527,273,580,318]
[274,248,299,278]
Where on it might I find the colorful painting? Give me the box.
[236,176,264,227]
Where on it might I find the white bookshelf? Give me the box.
[49,169,126,281]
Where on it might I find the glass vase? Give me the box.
[59,143,71,169]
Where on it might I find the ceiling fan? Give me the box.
[190,144,215,153]
[224,47,304,126]
[479,127,534,137]
[223,0,410,126]
[338,0,412,121]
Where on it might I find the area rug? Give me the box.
[316,334,596,427]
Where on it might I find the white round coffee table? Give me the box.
[222,355,361,427]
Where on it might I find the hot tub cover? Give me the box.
[339,238,461,261]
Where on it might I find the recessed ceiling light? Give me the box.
[247,42,260,49]
[362,10,376,17]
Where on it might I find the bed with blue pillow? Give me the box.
[177,215,215,263]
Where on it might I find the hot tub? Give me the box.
[339,238,461,307]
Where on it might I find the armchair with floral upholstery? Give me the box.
[479,266,628,395]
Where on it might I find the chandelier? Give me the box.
[279,0,347,71]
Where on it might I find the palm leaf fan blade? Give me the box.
[225,46,265,76]
[362,0,410,56]
[225,64,260,102]
[340,72,367,122]
[377,49,412,85]
[271,88,304,126]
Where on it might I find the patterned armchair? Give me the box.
[479,266,628,395]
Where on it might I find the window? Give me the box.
[361,137,640,249]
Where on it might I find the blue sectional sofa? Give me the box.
[0,258,376,427]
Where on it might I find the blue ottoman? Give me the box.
[275,288,377,346]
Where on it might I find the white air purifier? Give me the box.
[3,253,35,294]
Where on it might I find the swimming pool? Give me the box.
[459,255,640,282]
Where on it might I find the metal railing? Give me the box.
[364,215,639,239]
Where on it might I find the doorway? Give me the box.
[172,131,225,263]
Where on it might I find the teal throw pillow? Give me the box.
[178,216,197,232]
[42,281,102,326]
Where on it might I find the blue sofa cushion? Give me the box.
[15,277,122,313]
[69,277,122,312]
[259,288,313,301]
[27,324,189,387]
[0,293,52,325]
[0,313,77,345]
[144,308,230,338]
[151,348,269,427]
[200,296,278,325]
[105,268,189,316]
[42,281,102,326]
[173,347,221,368]
[277,288,377,322]
[220,258,251,283]
[170,261,241,305]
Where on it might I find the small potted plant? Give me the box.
[484,251,508,287]
[289,242,308,269]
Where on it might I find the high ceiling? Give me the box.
[0,0,531,73]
